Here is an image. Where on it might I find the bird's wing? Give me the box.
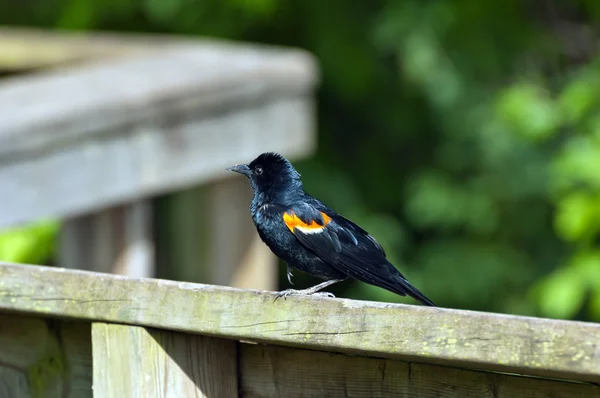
[329,213,386,256]
[282,202,405,289]
[282,201,436,306]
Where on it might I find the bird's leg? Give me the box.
[286,265,294,285]
[274,278,345,301]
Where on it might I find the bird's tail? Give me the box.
[377,267,436,306]
[394,277,437,307]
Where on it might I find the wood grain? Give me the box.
[0,313,92,398]
[92,323,237,397]
[240,344,599,397]
[0,263,598,383]
[59,200,154,277]
[156,178,277,290]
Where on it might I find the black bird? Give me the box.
[228,152,436,306]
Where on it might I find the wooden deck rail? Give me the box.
[0,28,318,290]
[0,262,598,397]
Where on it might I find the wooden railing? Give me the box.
[0,262,598,397]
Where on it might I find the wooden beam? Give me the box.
[240,344,600,397]
[91,323,238,397]
[0,314,92,397]
[0,263,598,383]
[0,33,317,155]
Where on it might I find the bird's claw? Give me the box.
[286,266,294,285]
[273,289,293,302]
[273,289,336,302]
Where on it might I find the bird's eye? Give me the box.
[255,167,263,175]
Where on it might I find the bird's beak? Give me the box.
[227,163,251,176]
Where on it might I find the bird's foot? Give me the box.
[273,288,336,302]
[286,265,294,285]
[273,279,344,302]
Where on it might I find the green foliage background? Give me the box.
[1,0,600,321]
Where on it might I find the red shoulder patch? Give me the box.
[283,211,331,233]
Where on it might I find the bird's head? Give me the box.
[227,152,303,202]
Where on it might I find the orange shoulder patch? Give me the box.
[283,211,331,233]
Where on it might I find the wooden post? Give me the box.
[58,200,154,277]
[156,177,278,290]
[91,323,237,397]
[0,314,92,398]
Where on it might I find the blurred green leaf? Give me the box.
[533,251,600,319]
[406,172,498,234]
[590,288,600,320]
[573,251,600,287]
[0,221,58,265]
[495,83,559,141]
[553,136,600,191]
[554,192,600,242]
[144,0,183,24]
[558,69,600,124]
[534,268,586,319]
[57,0,97,29]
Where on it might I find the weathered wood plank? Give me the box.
[240,344,599,397]
[59,200,155,277]
[0,313,92,398]
[0,37,317,229]
[92,323,238,397]
[60,322,93,397]
[0,263,598,383]
[0,39,317,155]
[0,93,315,229]
[156,178,277,289]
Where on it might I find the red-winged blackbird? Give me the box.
[228,152,436,306]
